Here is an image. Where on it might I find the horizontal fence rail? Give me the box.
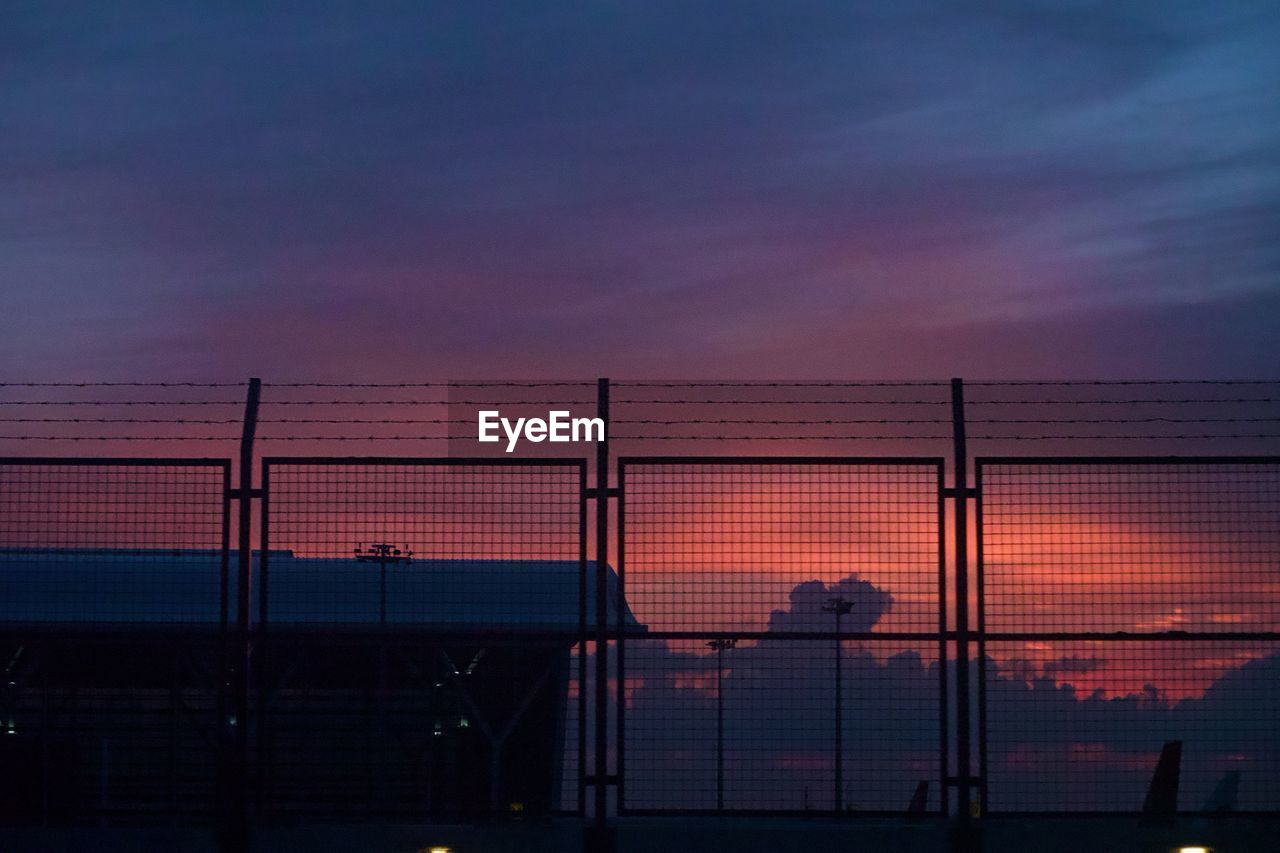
[1,379,1279,840]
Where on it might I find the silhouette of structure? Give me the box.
[0,548,638,822]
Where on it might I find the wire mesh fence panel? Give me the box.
[618,458,944,814]
[0,459,229,824]
[0,459,231,625]
[261,459,586,630]
[619,459,944,636]
[256,458,589,818]
[978,458,1280,814]
[979,459,1280,634]
[622,636,942,813]
[983,638,1280,813]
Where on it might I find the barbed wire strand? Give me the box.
[6,433,1279,442]
[0,382,244,388]
[263,381,595,388]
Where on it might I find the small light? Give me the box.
[426,847,451,853]
[1176,846,1212,853]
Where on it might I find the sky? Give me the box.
[2,3,1279,808]
[4,1,1280,380]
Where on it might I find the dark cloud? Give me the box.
[1043,656,1104,676]
[765,575,892,634]
[618,573,1280,811]
[2,2,1277,377]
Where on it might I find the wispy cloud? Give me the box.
[2,1,1277,377]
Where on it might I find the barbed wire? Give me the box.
[0,382,244,388]
[0,435,239,441]
[263,381,594,388]
[614,417,1280,425]
[966,398,1280,405]
[0,400,243,406]
[970,417,1280,424]
[6,379,1271,388]
[5,415,1275,426]
[6,433,1279,442]
[613,398,950,405]
[612,381,949,388]
[266,399,596,406]
[613,418,950,425]
[0,418,242,424]
[6,396,1275,407]
[967,380,1280,386]
[0,399,591,406]
[610,434,949,441]
[1,379,1277,447]
[968,434,1280,441]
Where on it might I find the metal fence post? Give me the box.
[975,459,988,818]
[951,377,979,843]
[226,377,260,853]
[588,377,615,852]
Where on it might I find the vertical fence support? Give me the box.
[938,460,950,817]
[975,460,988,818]
[950,377,981,850]
[225,377,260,853]
[588,377,615,852]
[578,461,589,816]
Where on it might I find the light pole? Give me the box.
[353,543,412,807]
[354,543,413,626]
[822,597,854,812]
[706,638,737,811]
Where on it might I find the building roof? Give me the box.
[0,548,640,632]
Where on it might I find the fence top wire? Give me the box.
[262,381,595,388]
[610,433,949,441]
[0,381,244,387]
[965,397,1280,405]
[269,398,597,405]
[967,433,1280,440]
[613,398,950,405]
[611,380,949,387]
[8,396,1275,406]
[966,379,1280,386]
[0,418,242,424]
[0,399,244,406]
[1,378,1277,449]
[0,435,240,441]
[613,418,951,424]
[6,432,1278,442]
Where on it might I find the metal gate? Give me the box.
[254,457,588,817]
[616,456,946,815]
[976,456,1280,814]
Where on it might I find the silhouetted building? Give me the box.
[0,549,637,823]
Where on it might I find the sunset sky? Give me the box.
[4,2,1280,380]
[3,3,1279,817]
